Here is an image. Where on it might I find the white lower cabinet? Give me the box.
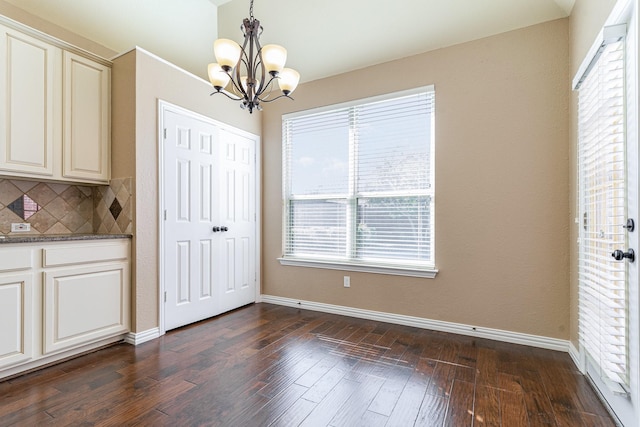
[0,273,33,369]
[43,263,129,354]
[0,239,130,379]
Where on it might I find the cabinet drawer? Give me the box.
[0,248,32,271]
[42,241,128,267]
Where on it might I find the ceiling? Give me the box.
[2,0,574,83]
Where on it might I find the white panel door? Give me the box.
[0,25,60,176]
[162,105,258,331]
[218,128,256,312]
[163,109,220,330]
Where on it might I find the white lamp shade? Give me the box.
[214,38,241,69]
[208,63,230,89]
[278,68,300,94]
[261,44,287,74]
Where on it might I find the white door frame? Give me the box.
[157,100,262,336]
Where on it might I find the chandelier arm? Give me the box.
[258,93,294,103]
[253,42,267,100]
[255,74,279,100]
[225,70,248,98]
[210,89,244,101]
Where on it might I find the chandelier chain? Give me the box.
[249,0,254,20]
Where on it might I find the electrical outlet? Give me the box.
[344,276,350,288]
[11,223,30,232]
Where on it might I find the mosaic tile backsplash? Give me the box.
[0,178,132,235]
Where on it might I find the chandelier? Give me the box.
[207,0,300,114]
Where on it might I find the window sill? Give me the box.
[277,257,438,278]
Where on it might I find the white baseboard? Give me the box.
[124,327,161,345]
[260,295,569,352]
[569,341,585,373]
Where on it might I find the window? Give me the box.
[280,87,436,277]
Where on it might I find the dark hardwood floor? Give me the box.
[0,303,615,426]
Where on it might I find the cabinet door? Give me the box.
[0,25,60,177]
[62,52,110,183]
[0,273,33,369]
[43,262,129,355]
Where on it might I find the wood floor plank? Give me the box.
[329,375,385,426]
[524,391,558,426]
[294,355,340,388]
[301,365,349,403]
[269,397,317,427]
[444,379,475,426]
[476,347,499,387]
[0,303,617,427]
[415,392,448,426]
[231,383,308,426]
[425,360,456,398]
[367,365,412,416]
[500,389,530,426]
[299,378,359,427]
[385,371,430,426]
[474,384,501,427]
[357,410,389,427]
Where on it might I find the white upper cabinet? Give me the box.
[0,22,111,185]
[0,26,60,177]
[63,52,110,182]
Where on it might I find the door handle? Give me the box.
[221,226,228,232]
[212,226,221,232]
[612,249,635,262]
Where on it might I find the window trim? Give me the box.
[277,256,438,278]
[281,86,437,278]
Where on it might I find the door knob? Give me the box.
[221,226,228,232]
[212,226,221,232]
[612,249,635,262]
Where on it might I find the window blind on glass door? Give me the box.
[577,39,628,386]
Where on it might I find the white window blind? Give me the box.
[282,89,435,271]
[577,39,628,386]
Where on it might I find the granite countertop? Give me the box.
[0,234,132,244]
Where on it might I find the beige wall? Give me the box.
[112,48,260,332]
[568,0,618,346]
[262,19,571,339]
[0,0,115,59]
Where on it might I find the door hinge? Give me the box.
[164,291,167,302]
[164,210,167,220]
[163,128,167,139]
